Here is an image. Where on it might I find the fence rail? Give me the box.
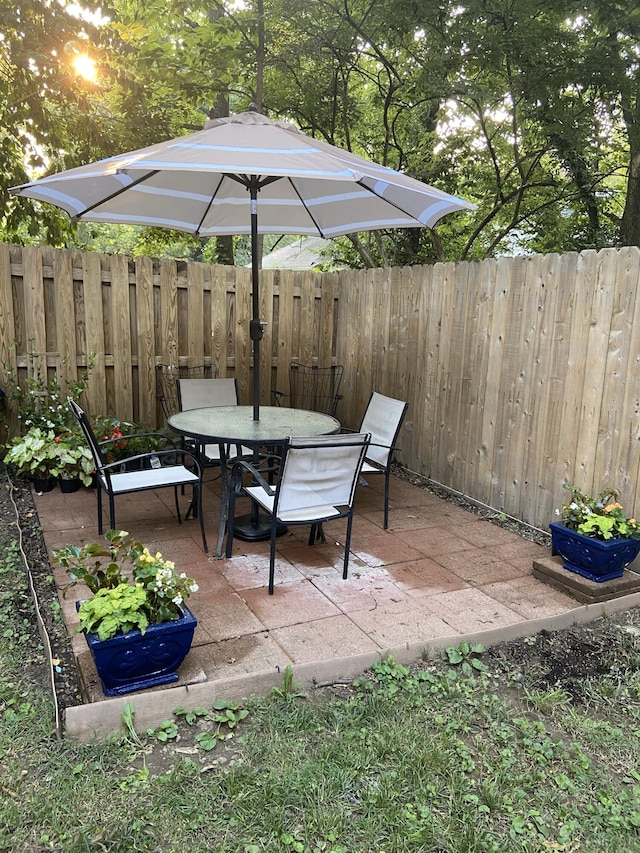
[2,242,639,532]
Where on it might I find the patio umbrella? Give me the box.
[10,107,475,420]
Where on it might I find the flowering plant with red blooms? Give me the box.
[89,417,170,464]
[92,417,130,462]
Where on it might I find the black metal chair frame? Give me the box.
[226,433,370,594]
[356,392,409,530]
[156,363,216,420]
[274,362,344,417]
[69,399,207,552]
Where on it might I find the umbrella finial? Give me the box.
[249,102,258,112]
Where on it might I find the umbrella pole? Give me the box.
[249,181,263,421]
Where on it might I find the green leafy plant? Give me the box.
[77,584,149,641]
[92,416,170,464]
[270,665,306,700]
[148,720,180,743]
[3,426,65,478]
[445,642,488,675]
[120,702,145,748]
[1,348,94,434]
[52,529,198,640]
[556,484,640,540]
[52,430,95,485]
[172,699,250,751]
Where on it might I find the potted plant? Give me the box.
[53,430,95,491]
[53,529,199,696]
[91,416,171,469]
[550,484,640,582]
[3,426,64,492]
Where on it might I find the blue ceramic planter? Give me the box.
[549,521,640,583]
[82,604,197,696]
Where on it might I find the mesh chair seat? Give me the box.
[226,432,370,594]
[157,363,216,419]
[69,399,207,552]
[245,485,342,522]
[357,392,408,529]
[98,465,200,494]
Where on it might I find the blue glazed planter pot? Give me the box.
[549,521,640,583]
[81,604,197,696]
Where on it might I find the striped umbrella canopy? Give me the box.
[11,107,475,419]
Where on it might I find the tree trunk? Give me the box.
[615,32,640,247]
[619,146,640,247]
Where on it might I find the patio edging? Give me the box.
[64,589,640,740]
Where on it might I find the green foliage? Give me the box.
[76,583,149,641]
[51,430,95,485]
[1,349,93,435]
[3,427,65,478]
[91,416,171,463]
[171,699,250,750]
[270,665,306,700]
[0,0,110,246]
[353,655,440,698]
[4,425,94,485]
[558,484,640,540]
[53,529,199,639]
[4,0,639,260]
[445,642,489,676]
[120,702,145,747]
[148,719,180,743]
[53,529,136,595]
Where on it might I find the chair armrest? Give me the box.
[229,455,281,496]
[340,431,397,454]
[272,390,287,407]
[101,446,202,475]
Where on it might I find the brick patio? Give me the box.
[33,471,586,708]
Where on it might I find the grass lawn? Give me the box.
[1,529,640,851]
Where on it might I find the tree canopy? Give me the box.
[2,0,639,265]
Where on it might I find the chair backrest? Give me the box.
[289,363,344,416]
[178,378,239,411]
[68,399,106,472]
[359,392,408,468]
[275,433,370,516]
[157,363,217,418]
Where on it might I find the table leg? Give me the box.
[209,444,230,558]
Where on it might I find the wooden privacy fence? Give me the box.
[1,242,640,532]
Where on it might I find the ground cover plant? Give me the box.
[1,469,640,852]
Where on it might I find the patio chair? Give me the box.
[156,363,216,420]
[177,377,252,469]
[273,362,344,416]
[355,392,408,530]
[69,399,207,552]
[225,432,371,594]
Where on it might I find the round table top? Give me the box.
[168,405,340,445]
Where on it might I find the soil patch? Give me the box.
[1,471,84,724]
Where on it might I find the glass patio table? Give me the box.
[168,405,340,557]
